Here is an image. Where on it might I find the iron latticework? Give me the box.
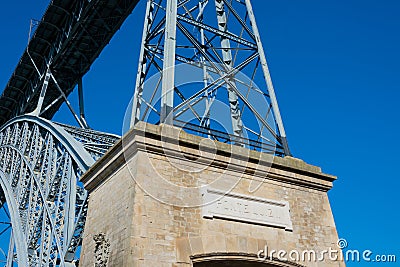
[0,0,293,265]
[130,0,291,156]
[0,116,119,266]
[0,0,140,127]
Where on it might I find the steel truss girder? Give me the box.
[0,0,141,126]
[0,115,119,266]
[131,0,291,156]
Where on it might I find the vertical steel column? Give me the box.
[130,0,154,128]
[30,68,51,116]
[78,78,89,128]
[244,0,291,155]
[214,0,244,139]
[160,0,178,125]
[198,1,212,132]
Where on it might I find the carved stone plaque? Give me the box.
[201,188,293,231]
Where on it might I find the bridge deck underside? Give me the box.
[0,0,140,126]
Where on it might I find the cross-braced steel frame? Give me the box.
[0,116,119,266]
[0,0,293,265]
[130,0,291,156]
[0,1,125,265]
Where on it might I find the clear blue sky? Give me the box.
[0,1,399,265]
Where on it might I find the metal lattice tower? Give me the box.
[130,0,291,156]
[0,0,292,265]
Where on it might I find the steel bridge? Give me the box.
[0,0,140,127]
[0,0,292,265]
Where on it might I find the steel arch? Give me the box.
[0,115,95,266]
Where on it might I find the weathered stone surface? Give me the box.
[79,122,345,267]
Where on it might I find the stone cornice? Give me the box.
[81,122,336,192]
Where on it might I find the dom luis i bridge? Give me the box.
[0,0,293,266]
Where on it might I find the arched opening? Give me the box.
[191,253,303,267]
[195,260,277,266]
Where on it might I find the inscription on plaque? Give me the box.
[202,188,293,231]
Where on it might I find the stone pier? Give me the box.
[79,122,344,267]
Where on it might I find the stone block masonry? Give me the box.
[79,122,345,267]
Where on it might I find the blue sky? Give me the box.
[0,0,399,265]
